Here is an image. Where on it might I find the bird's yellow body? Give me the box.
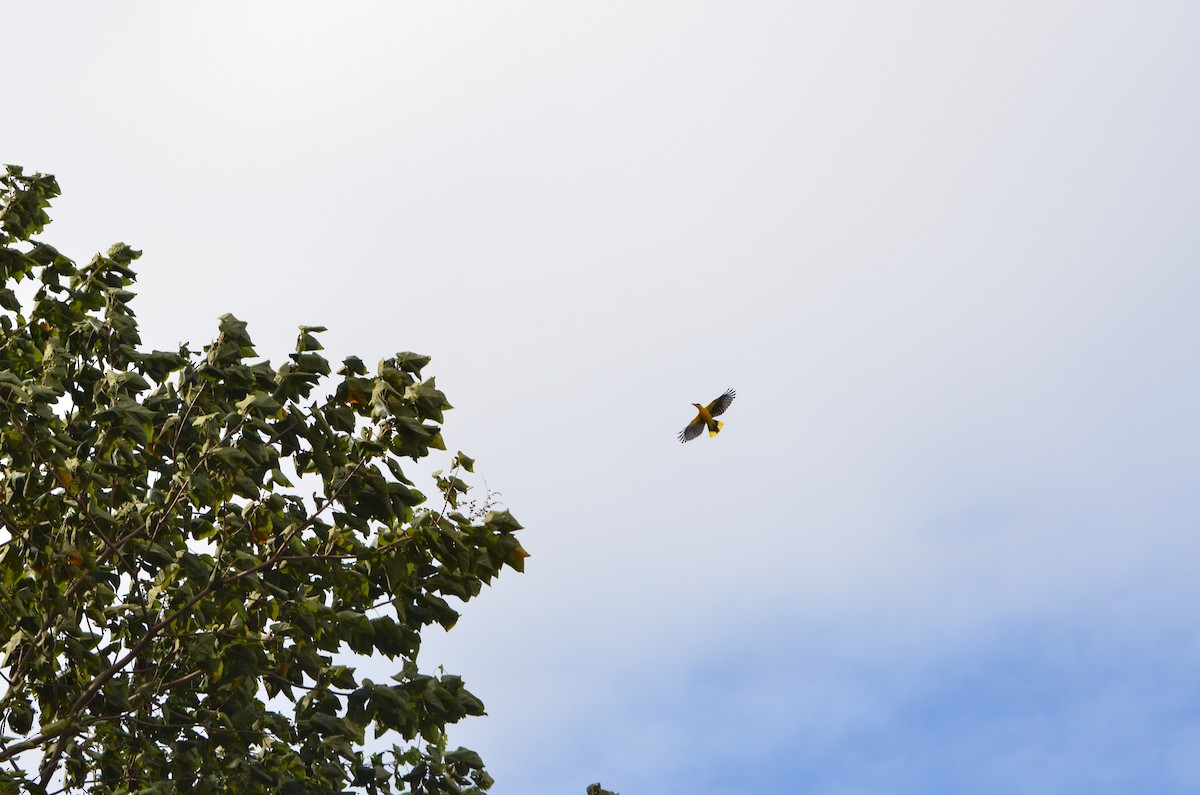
[679,389,736,443]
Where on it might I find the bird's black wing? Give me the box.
[707,389,736,417]
[679,416,706,443]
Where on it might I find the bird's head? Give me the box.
[691,403,703,409]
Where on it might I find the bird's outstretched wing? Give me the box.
[679,416,706,443]
[706,389,736,417]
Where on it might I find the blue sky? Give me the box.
[7,2,1200,792]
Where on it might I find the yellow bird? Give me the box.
[679,389,736,443]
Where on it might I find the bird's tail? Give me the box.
[708,420,724,438]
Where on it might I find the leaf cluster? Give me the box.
[0,167,527,794]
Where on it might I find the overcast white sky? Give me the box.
[7,3,1200,793]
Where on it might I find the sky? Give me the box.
[6,2,1200,792]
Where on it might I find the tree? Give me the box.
[0,165,528,794]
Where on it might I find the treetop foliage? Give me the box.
[0,165,527,794]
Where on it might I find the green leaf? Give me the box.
[269,468,294,487]
[0,287,20,311]
[339,355,367,375]
[393,351,431,375]
[296,326,327,352]
[236,391,283,414]
[7,699,34,734]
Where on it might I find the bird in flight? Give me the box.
[679,389,736,443]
